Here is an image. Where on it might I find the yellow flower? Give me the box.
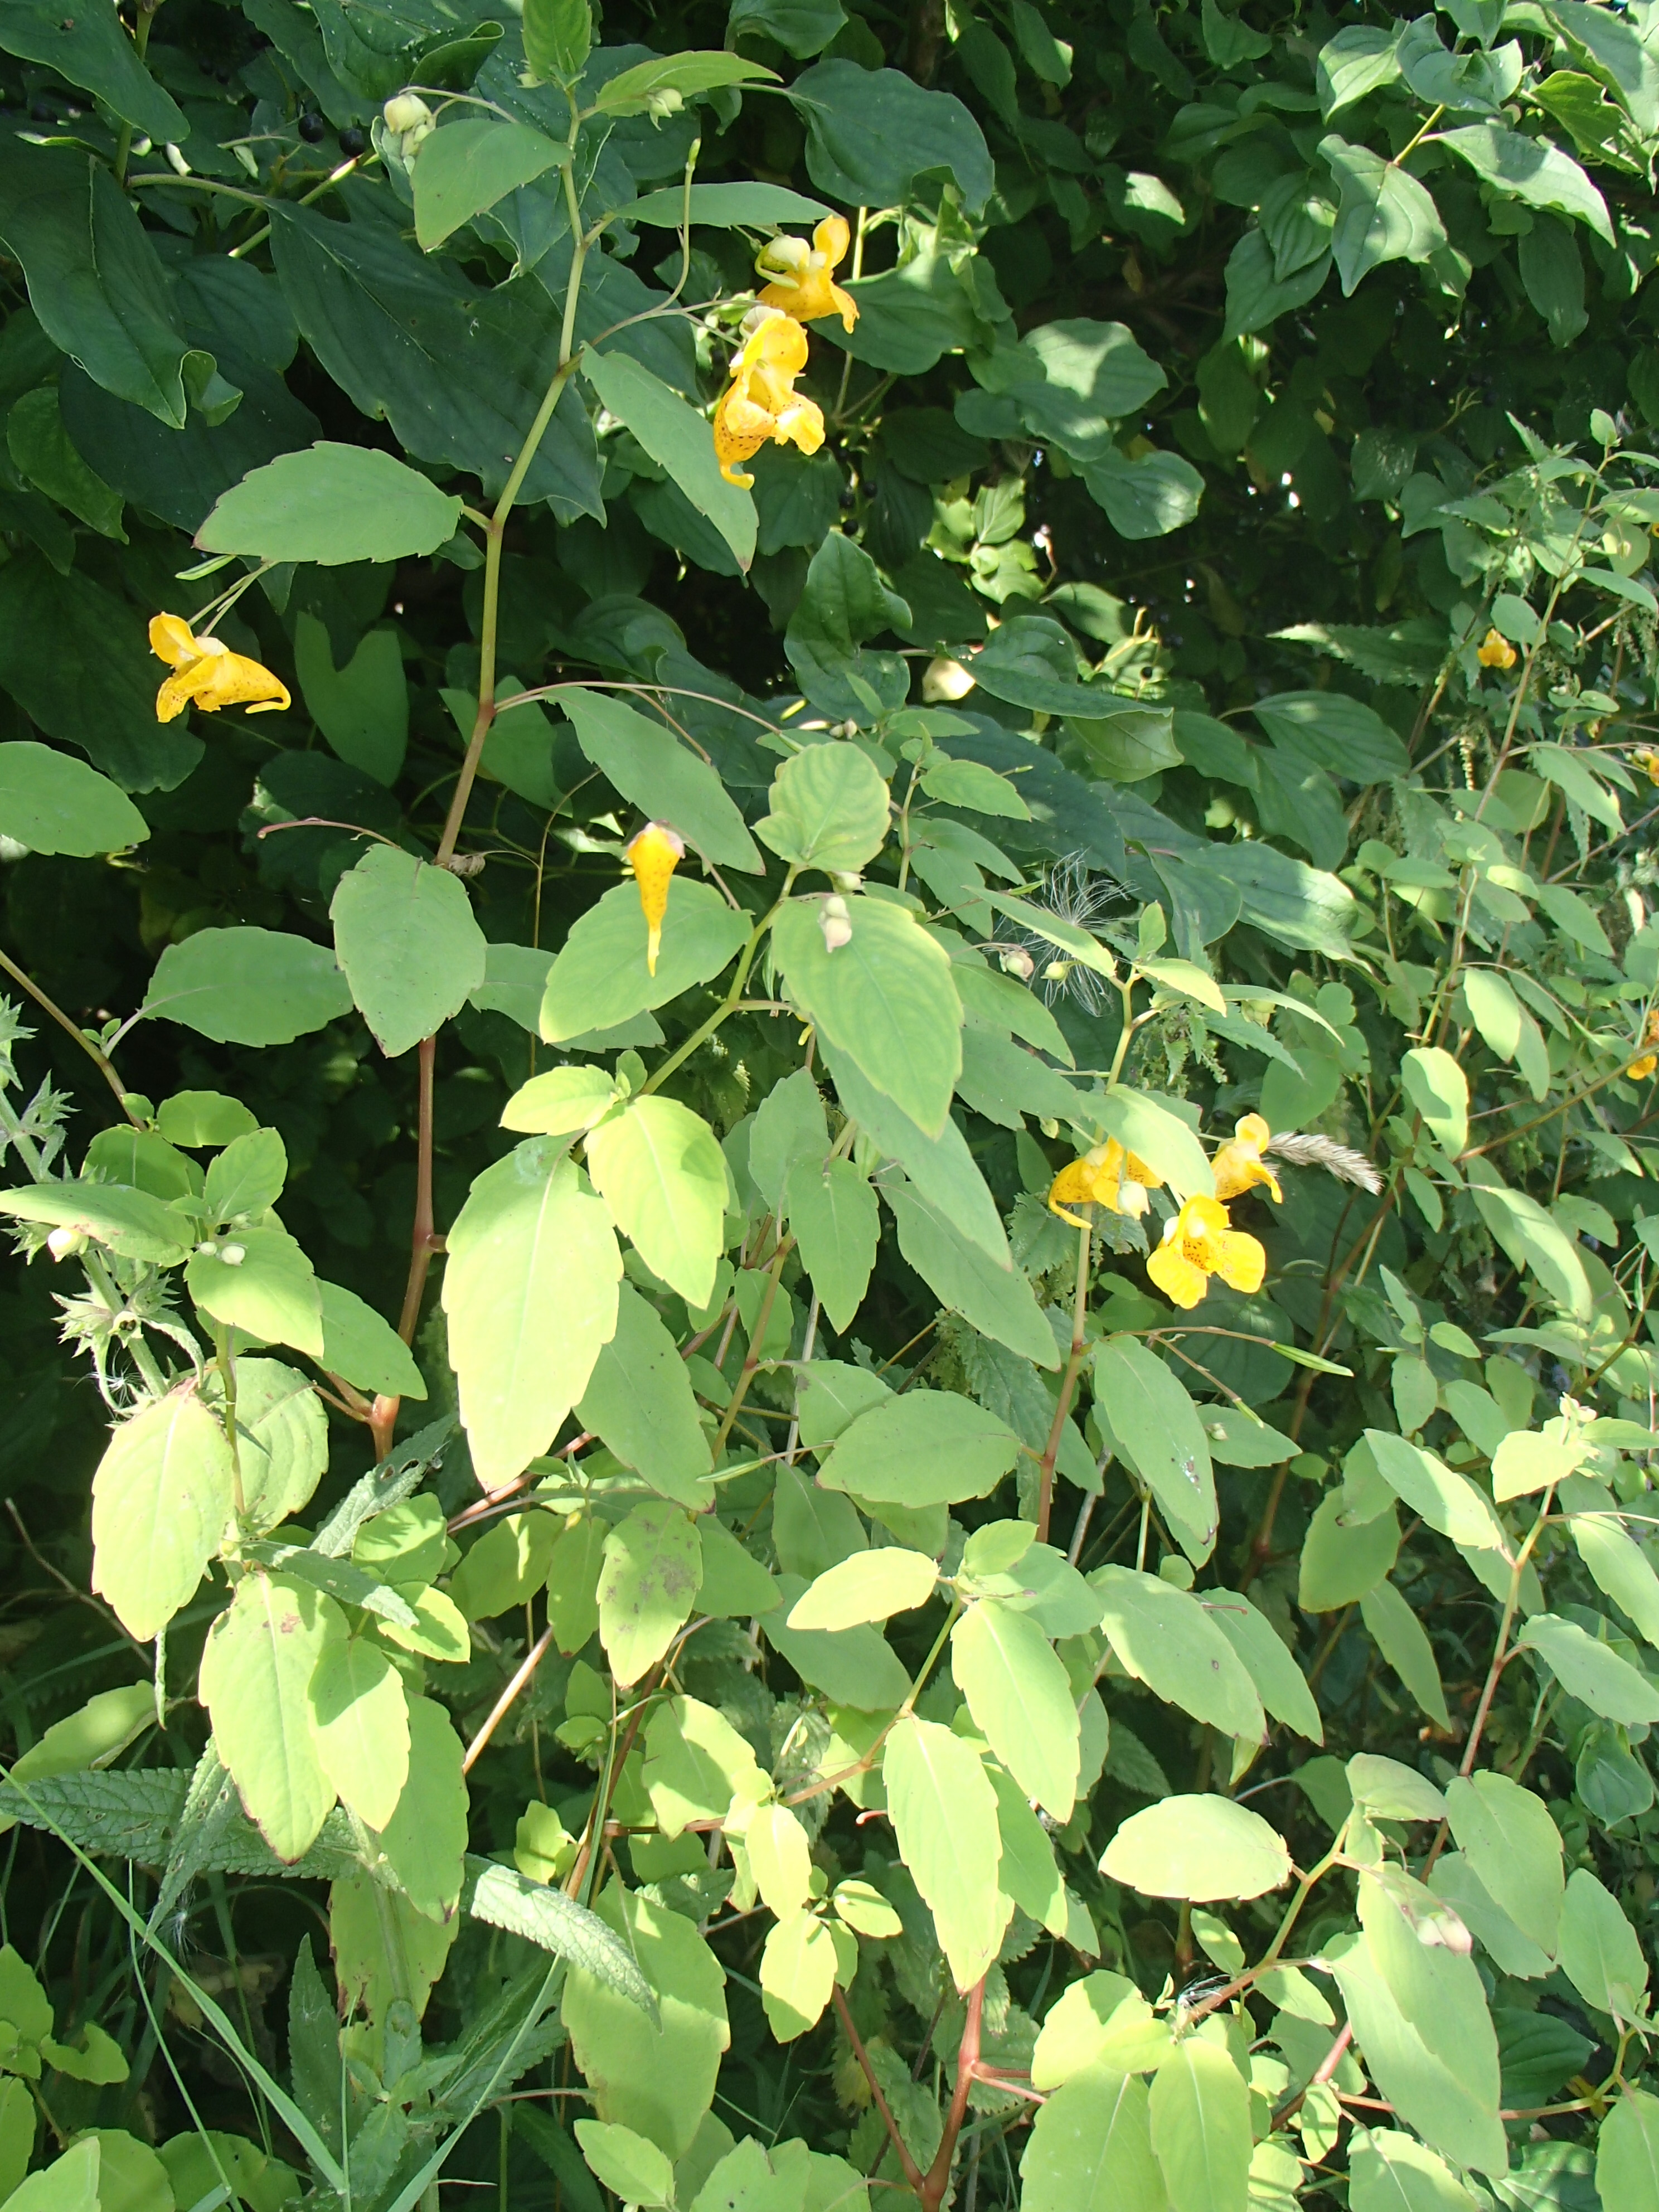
[756,215,859,333]
[1147,1194,1266,1310]
[1211,1112,1283,1205]
[626,820,683,976]
[1634,746,1659,788]
[713,309,825,488]
[1477,627,1518,671]
[1047,1138,1162,1230]
[149,613,290,723]
[1630,1008,1659,1081]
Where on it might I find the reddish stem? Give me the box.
[833,1986,925,2198]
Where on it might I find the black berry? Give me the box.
[338,124,368,156]
[297,110,326,142]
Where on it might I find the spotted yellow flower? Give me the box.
[1047,1138,1162,1230]
[1477,627,1517,671]
[1631,1008,1659,1081]
[626,820,683,976]
[1147,1194,1266,1310]
[149,613,290,722]
[756,215,858,333]
[1211,1113,1283,1205]
[713,309,824,488]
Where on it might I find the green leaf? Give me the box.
[0,1176,188,1265]
[784,1156,879,1333]
[232,1359,329,1532]
[1598,2091,1659,2212]
[1439,121,1614,244]
[7,1684,156,1791]
[0,0,187,138]
[755,741,891,874]
[628,181,831,226]
[792,59,993,214]
[42,2032,129,2088]
[89,1391,235,1642]
[1020,2068,1165,2212]
[1082,448,1205,539]
[443,1139,622,1491]
[1360,1577,1452,1730]
[772,894,962,1137]
[449,1512,560,1622]
[561,1887,729,2157]
[197,444,463,566]
[643,1694,763,1837]
[598,1501,702,1687]
[1200,1406,1297,1467]
[1316,25,1402,117]
[368,1694,468,1921]
[882,1715,1006,1990]
[331,843,488,1060]
[1400,1046,1468,1155]
[413,120,569,253]
[1364,1430,1505,1550]
[317,1281,427,1401]
[270,205,600,520]
[987,1760,1067,1933]
[1206,1588,1322,1743]
[820,1037,1010,1262]
[1148,2039,1251,2212]
[576,1282,713,1507]
[698,1520,779,1618]
[1516,1613,1659,1724]
[787,1548,937,1631]
[540,878,749,1043]
[7,385,124,537]
[1444,1773,1563,1958]
[1348,2129,1479,2212]
[585,1095,727,1307]
[1091,1339,1216,1558]
[559,686,761,870]
[592,50,775,116]
[952,1598,1079,1818]
[187,1226,323,1360]
[764,1574,911,1707]
[1102,1794,1291,1903]
[1093,1566,1264,1738]
[199,1574,339,1865]
[1320,135,1447,293]
[785,531,912,721]
[0,143,198,428]
[884,1179,1055,1367]
[759,1909,838,2042]
[581,350,756,573]
[143,926,353,1047]
[1099,1088,1215,1199]
[3,2138,100,2212]
[504,1068,622,1143]
[0,741,145,857]
[960,617,1118,721]
[818,1389,1020,1507]
[307,1632,409,1832]
[522,0,591,82]
[1559,1867,1650,2024]
[575,2121,673,2209]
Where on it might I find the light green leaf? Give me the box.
[820,1036,1009,1260]
[1516,1612,1659,1724]
[1347,1754,1446,1824]
[1439,120,1614,244]
[987,1760,1067,1934]
[697,1518,780,1617]
[1206,1588,1322,1743]
[3,2139,100,2212]
[187,1225,323,1360]
[817,1390,1021,1507]
[1360,1578,1452,1730]
[784,1157,880,1333]
[593,50,775,115]
[0,1177,189,1266]
[759,1909,838,2043]
[317,1281,427,1401]
[628,181,830,225]
[1443,1772,1562,1957]
[1030,1973,1166,2090]
[744,1801,813,1918]
[1317,25,1401,117]
[197,443,464,565]
[755,742,891,874]
[7,1684,156,1791]
[307,1632,409,1833]
[884,1180,1056,1367]
[585,1096,727,1307]
[1299,1492,1400,1609]
[1091,1338,1216,1558]
[413,119,570,253]
[1400,1046,1468,1156]
[1101,1794,1291,1902]
[449,1511,561,1621]
[90,1391,235,1642]
[952,1598,1079,1818]
[1020,2068,1165,2212]
[598,1502,702,1686]
[370,1695,468,1922]
[540,878,750,1042]
[575,2119,673,2208]
[1099,1088,1215,1199]
[1598,2089,1659,2212]
[331,844,488,1060]
[442,1139,622,1490]
[1148,2036,1251,2212]
[198,1574,339,1864]
[503,1064,621,1138]
[142,927,353,1047]
[882,1715,1007,1990]
[1348,2129,1478,2212]
[582,348,756,572]
[1571,1514,1659,1646]
[643,1694,763,1838]
[1467,1167,1594,1321]
[764,1574,912,1709]
[0,741,147,856]
[787,1549,938,1631]
[576,1282,713,1507]
[1559,1866,1650,2023]
[1364,1430,1505,1550]
[1093,1566,1265,1739]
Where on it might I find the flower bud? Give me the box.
[382,92,433,135]
[821,895,852,953]
[645,86,684,120]
[220,1243,246,1267]
[923,656,975,702]
[998,945,1035,981]
[46,1225,86,1260]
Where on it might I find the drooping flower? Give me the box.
[756,215,859,332]
[1477,627,1518,671]
[149,614,290,723]
[1634,746,1659,788]
[712,308,824,488]
[626,820,683,976]
[1630,1008,1659,1081]
[1147,1194,1266,1309]
[1047,1138,1162,1230]
[1211,1113,1283,1205]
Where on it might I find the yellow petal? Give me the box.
[813,214,850,269]
[627,821,684,975]
[1147,1238,1210,1309]
[1235,1113,1270,1148]
[197,648,290,713]
[1631,1055,1657,1080]
[1213,1230,1266,1296]
[149,612,200,669]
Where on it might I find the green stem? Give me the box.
[114,0,160,187]
[0,947,138,1124]
[1034,1221,1092,1546]
[641,879,795,1097]
[211,1321,246,1523]
[710,1233,794,1456]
